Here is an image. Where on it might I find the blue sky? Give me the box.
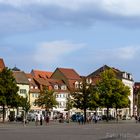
[0,0,140,81]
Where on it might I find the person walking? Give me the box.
[45,115,50,125]
[40,114,43,125]
[35,114,38,126]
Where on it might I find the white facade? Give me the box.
[54,92,68,113]
[12,84,30,116]
[17,84,30,98]
[122,78,134,116]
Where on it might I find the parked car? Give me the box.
[27,113,35,121]
[15,115,23,122]
[122,115,131,120]
[101,115,115,120]
[71,114,82,122]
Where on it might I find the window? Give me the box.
[86,78,92,84]
[20,89,27,94]
[128,74,132,80]
[75,81,79,88]
[58,102,61,108]
[32,102,36,106]
[32,93,39,98]
[61,85,67,90]
[28,78,31,81]
[59,102,66,108]
[54,85,58,90]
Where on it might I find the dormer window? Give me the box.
[75,81,79,88]
[54,85,58,90]
[28,78,31,81]
[35,86,38,89]
[61,85,67,90]
[122,72,127,78]
[86,78,92,84]
[128,74,132,80]
[31,86,33,89]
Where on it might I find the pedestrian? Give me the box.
[45,115,50,125]
[35,114,38,126]
[78,116,81,124]
[81,115,84,124]
[94,115,98,123]
[40,114,43,125]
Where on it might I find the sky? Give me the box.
[0,0,140,81]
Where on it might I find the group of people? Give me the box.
[35,113,50,126]
[77,114,99,124]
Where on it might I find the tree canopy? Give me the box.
[96,69,130,120]
[72,78,99,122]
[35,87,58,113]
[0,67,19,122]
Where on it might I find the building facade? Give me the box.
[12,69,30,116]
[87,65,134,117]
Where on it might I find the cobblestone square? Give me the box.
[0,120,140,140]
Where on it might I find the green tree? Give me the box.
[88,85,100,112]
[0,67,19,122]
[72,78,97,123]
[111,79,130,119]
[35,88,58,115]
[19,96,30,124]
[20,96,30,115]
[96,69,130,121]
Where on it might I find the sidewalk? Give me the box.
[0,120,63,128]
[0,119,137,128]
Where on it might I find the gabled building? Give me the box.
[47,78,69,114]
[33,77,50,91]
[51,68,82,90]
[87,65,134,117]
[30,69,69,116]
[26,73,41,113]
[31,69,53,79]
[51,68,82,115]
[12,68,30,116]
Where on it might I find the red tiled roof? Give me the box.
[26,73,39,88]
[26,73,33,79]
[68,79,79,89]
[34,77,50,86]
[47,78,64,85]
[31,70,53,79]
[58,68,81,80]
[0,58,5,70]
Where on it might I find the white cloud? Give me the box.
[1,0,140,16]
[117,46,139,59]
[1,0,140,36]
[34,40,85,66]
[91,46,140,61]
[101,0,140,17]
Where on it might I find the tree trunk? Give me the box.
[84,108,86,124]
[2,104,5,123]
[116,108,118,122]
[106,107,109,122]
[67,109,70,123]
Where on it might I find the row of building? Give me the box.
[0,58,139,120]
